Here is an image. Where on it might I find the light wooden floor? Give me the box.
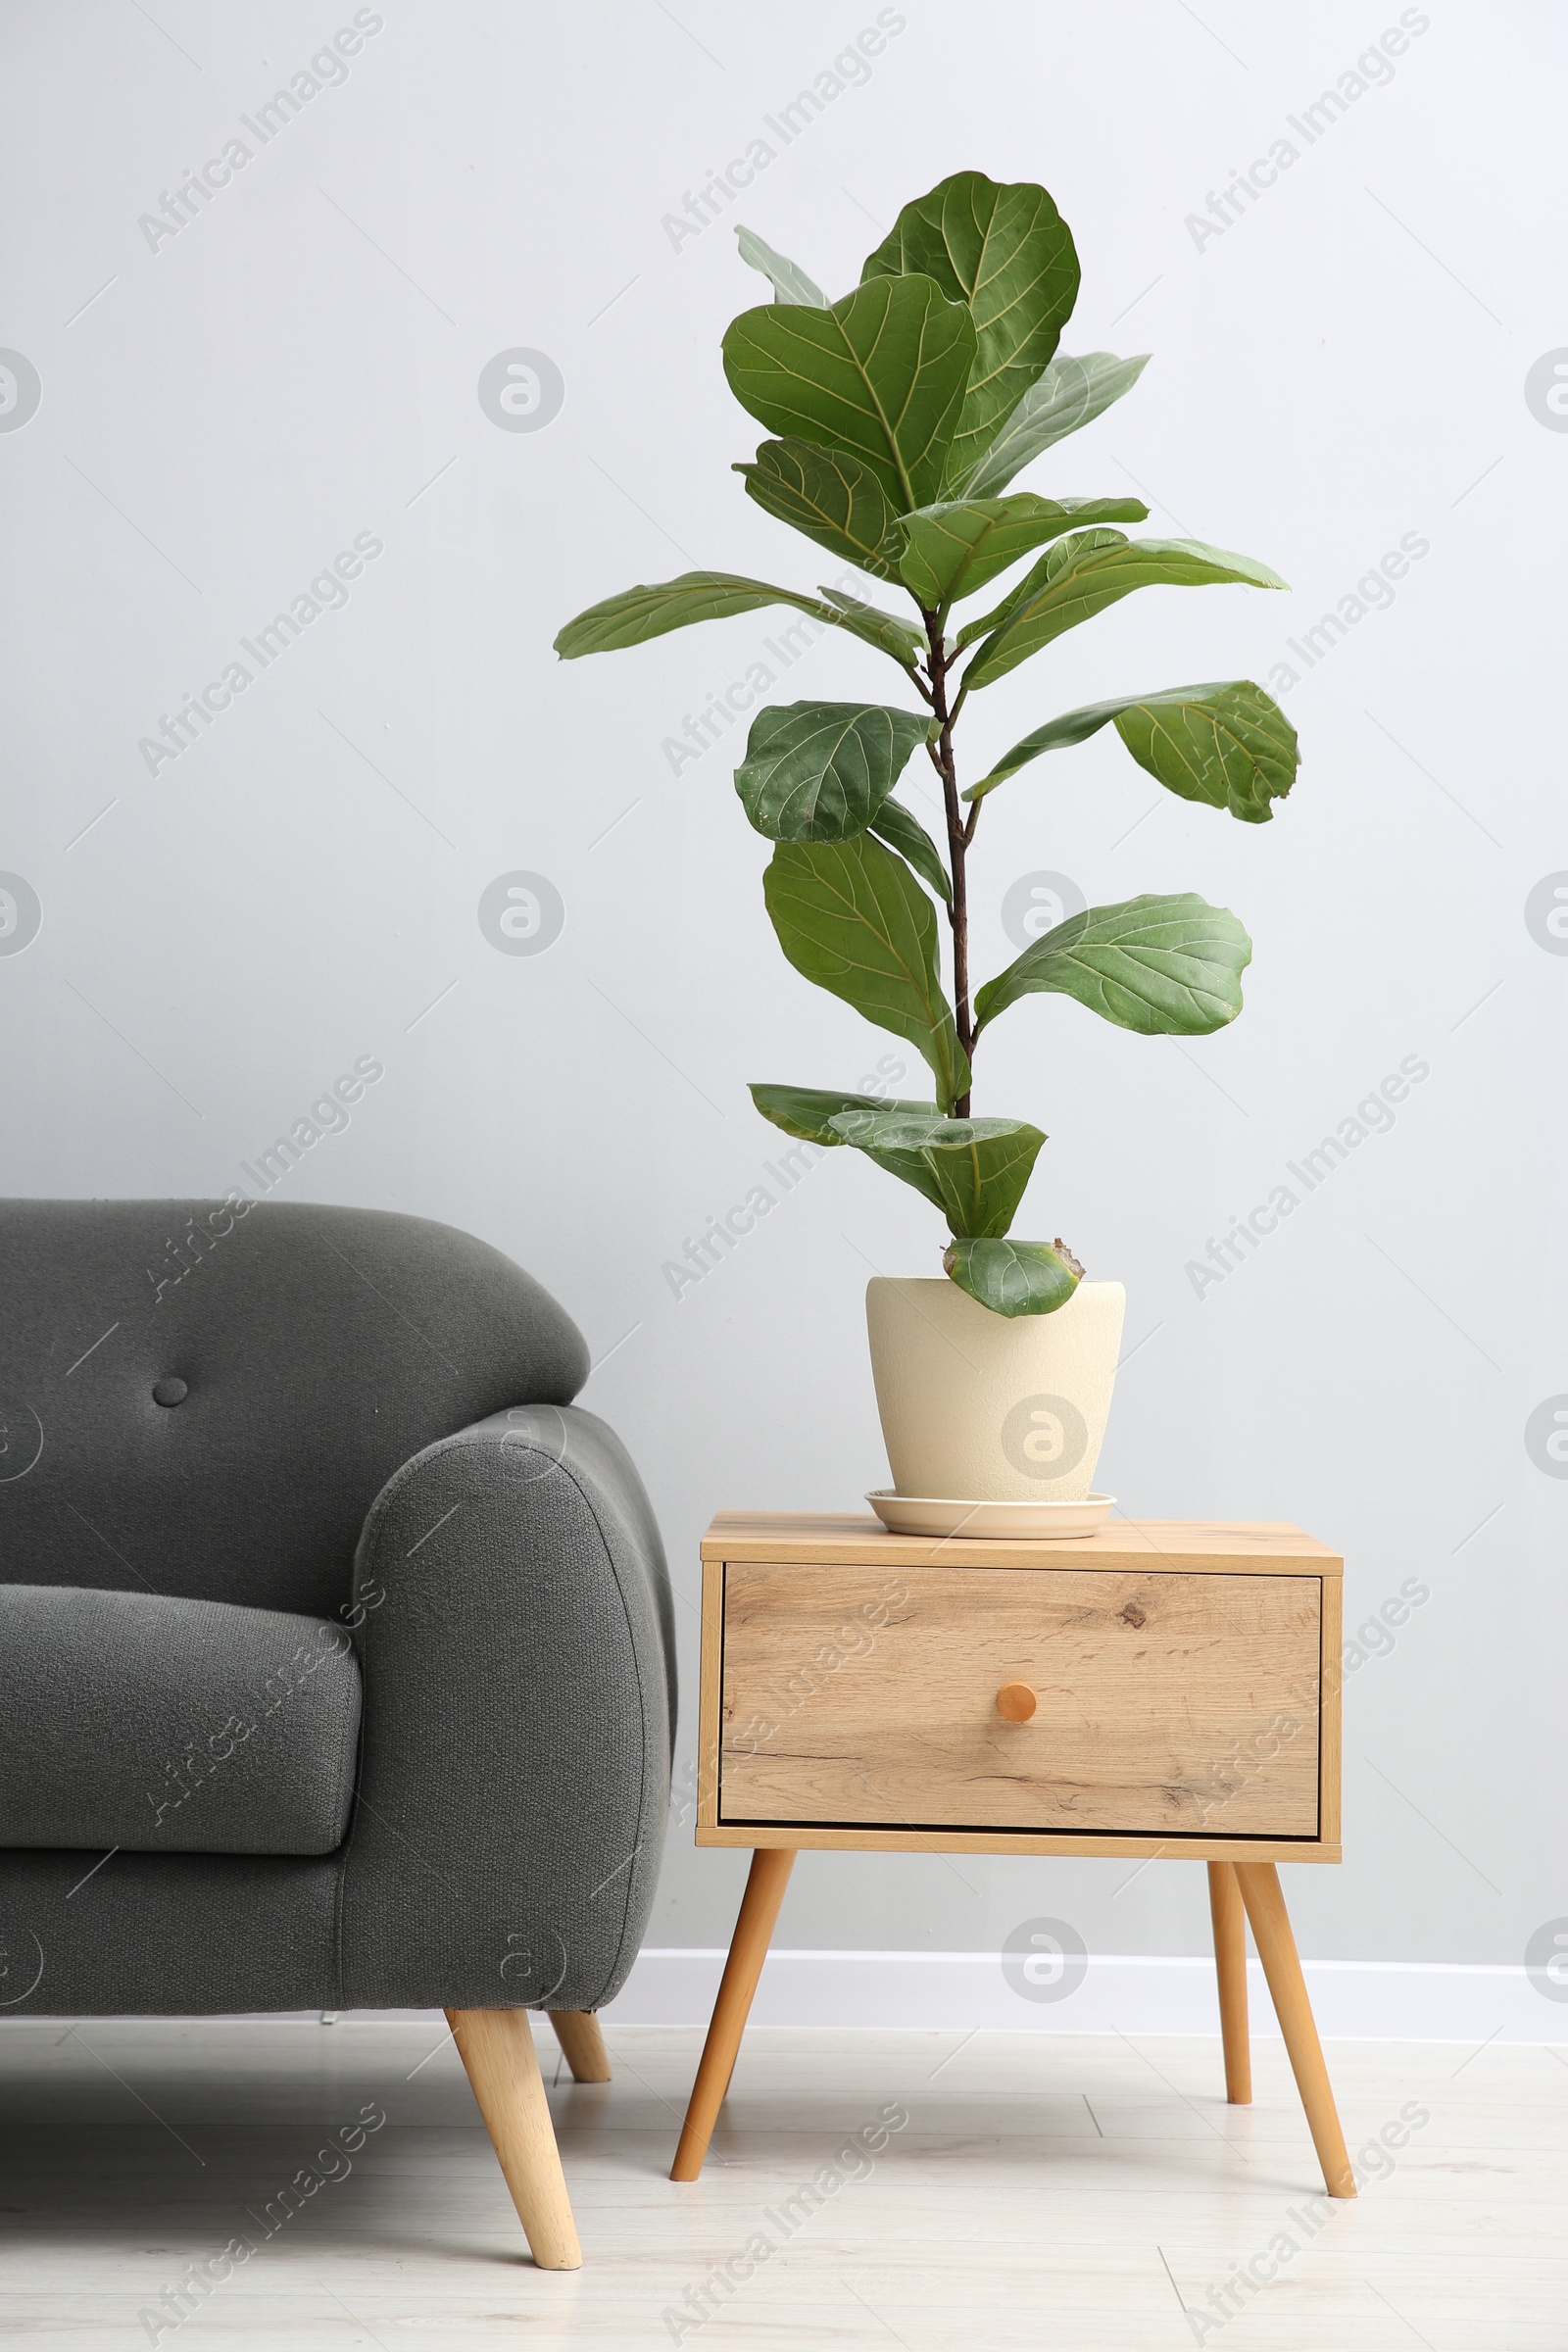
[1,2020,1564,2347]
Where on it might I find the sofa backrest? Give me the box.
[0,1200,590,1616]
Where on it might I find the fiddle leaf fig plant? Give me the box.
[556,171,1298,1317]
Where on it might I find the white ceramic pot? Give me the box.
[865,1277,1126,1503]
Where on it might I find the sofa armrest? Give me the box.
[336,1403,675,2013]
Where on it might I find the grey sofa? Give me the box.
[0,1198,675,2266]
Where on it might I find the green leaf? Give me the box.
[1115,683,1298,826]
[749,1080,937,1147]
[961,533,1290,691]
[828,1109,1045,1239]
[974,892,1252,1039]
[722,276,977,514]
[825,1119,950,1216]
[954,526,1125,652]
[967,681,1298,823]
[943,1237,1083,1317]
[861,172,1081,494]
[868,794,951,902]
[763,836,970,1110]
[895,493,1149,610]
[735,225,826,307]
[962,351,1151,496]
[813,585,925,667]
[734,701,927,841]
[734,437,899,579]
[553,570,917,672]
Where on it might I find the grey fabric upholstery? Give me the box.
[339,1406,675,2010]
[0,1200,674,2018]
[0,1586,362,1855]
[0,1851,342,2016]
[0,1198,589,1617]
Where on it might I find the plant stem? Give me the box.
[924,608,972,1117]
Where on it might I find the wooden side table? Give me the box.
[670,1512,1353,2198]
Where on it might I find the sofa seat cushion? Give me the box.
[0,1586,362,1855]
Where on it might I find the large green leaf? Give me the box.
[828,1108,1045,1239]
[955,525,1124,652]
[895,493,1148,610]
[825,1116,950,1216]
[813,585,925,667]
[763,836,969,1109]
[735,225,826,307]
[961,533,1289,691]
[861,172,1081,494]
[943,1237,1082,1317]
[553,570,918,671]
[749,1080,937,1147]
[967,681,1298,823]
[962,351,1151,496]
[974,892,1252,1039]
[722,276,977,514]
[868,794,951,903]
[734,437,899,579]
[1115,684,1297,826]
[734,702,927,841]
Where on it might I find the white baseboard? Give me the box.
[47,1955,1551,2044]
[600,1949,1559,2043]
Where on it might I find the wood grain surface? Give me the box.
[703,1511,1344,1575]
[717,1561,1322,1838]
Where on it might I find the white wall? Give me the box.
[1,0,1562,2002]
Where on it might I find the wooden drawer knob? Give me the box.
[996,1682,1038,1723]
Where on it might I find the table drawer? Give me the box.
[718,1562,1321,1838]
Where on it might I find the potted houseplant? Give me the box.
[557,172,1297,1524]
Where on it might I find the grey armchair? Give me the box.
[0,1198,675,2267]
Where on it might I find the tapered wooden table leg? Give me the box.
[671,1847,796,2181]
[1233,1863,1355,2198]
[446,2007,583,2266]
[548,2009,612,2083]
[1207,1861,1251,2105]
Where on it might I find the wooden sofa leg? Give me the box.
[446,2007,583,2267]
[549,2009,612,2083]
